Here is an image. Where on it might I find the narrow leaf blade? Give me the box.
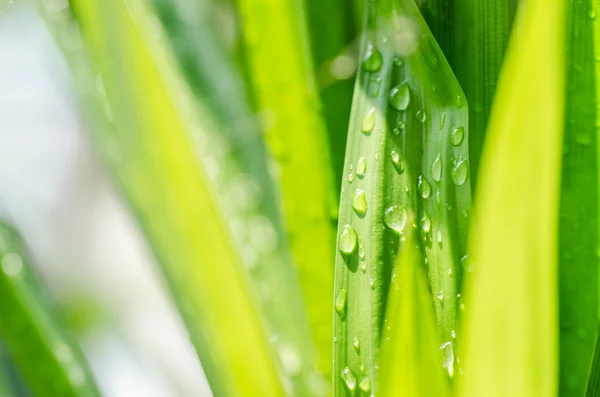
[458,1,565,396]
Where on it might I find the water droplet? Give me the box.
[418,176,432,198]
[437,230,443,245]
[362,109,376,134]
[348,173,354,183]
[352,189,368,216]
[391,151,405,173]
[360,262,367,272]
[590,8,597,19]
[439,341,455,378]
[451,329,456,339]
[393,57,404,67]
[369,279,375,289]
[341,367,357,392]
[431,154,442,182]
[450,127,465,146]
[421,215,431,233]
[358,245,365,260]
[339,225,358,256]
[437,290,444,303]
[356,157,367,177]
[367,76,382,97]
[335,289,347,319]
[435,189,441,205]
[363,44,383,72]
[393,122,406,135]
[359,377,371,394]
[334,336,338,343]
[383,206,407,234]
[451,159,469,185]
[389,82,411,110]
[456,95,464,108]
[440,113,447,130]
[416,110,427,122]
[353,337,360,354]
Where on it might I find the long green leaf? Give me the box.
[0,222,99,397]
[236,0,337,378]
[39,0,323,395]
[559,1,599,396]
[457,0,565,395]
[333,0,470,394]
[421,0,517,188]
[379,227,449,397]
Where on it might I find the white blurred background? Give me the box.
[0,1,212,395]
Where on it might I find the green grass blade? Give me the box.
[559,2,599,396]
[421,0,517,188]
[237,0,337,377]
[333,0,470,394]
[0,222,100,397]
[379,227,449,397]
[39,1,324,395]
[457,1,565,396]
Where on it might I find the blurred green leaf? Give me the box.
[0,222,99,397]
[379,227,449,397]
[333,0,470,394]
[237,0,337,378]
[559,2,598,396]
[305,0,356,191]
[40,0,324,395]
[458,1,565,396]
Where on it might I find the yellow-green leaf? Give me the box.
[379,227,449,397]
[458,1,565,396]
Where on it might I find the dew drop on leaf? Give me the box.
[363,43,383,72]
[418,176,432,198]
[335,289,347,319]
[353,337,360,354]
[451,159,469,185]
[383,206,407,234]
[339,225,358,256]
[359,377,371,394]
[421,215,431,233]
[356,157,367,177]
[352,189,368,216]
[389,82,411,110]
[362,109,376,134]
[450,127,465,146]
[416,110,427,122]
[391,151,405,173]
[341,367,357,392]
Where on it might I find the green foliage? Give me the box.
[13,0,600,396]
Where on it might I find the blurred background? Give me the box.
[0,1,212,395]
